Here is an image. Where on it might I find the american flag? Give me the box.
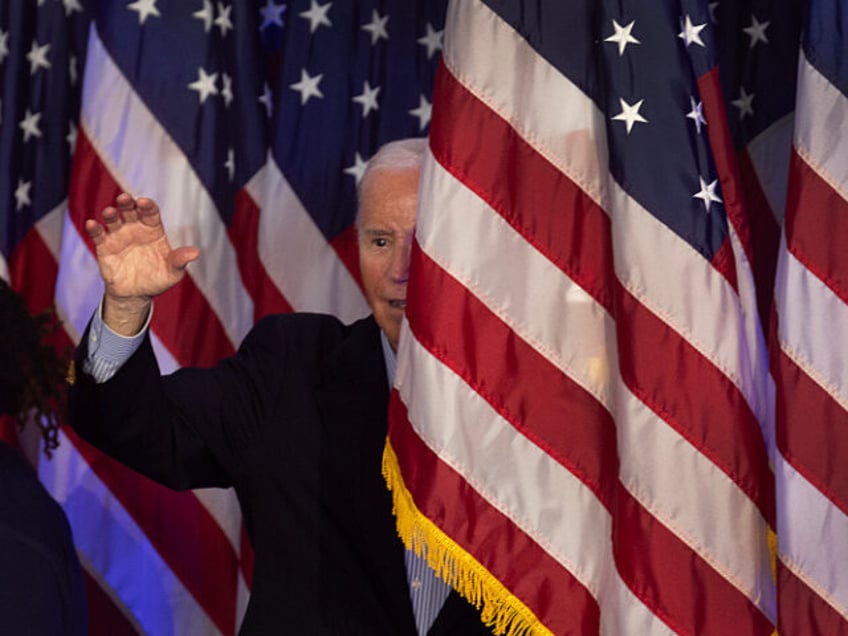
[772,0,848,632]
[2,0,444,633]
[385,0,844,634]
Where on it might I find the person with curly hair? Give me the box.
[0,278,87,635]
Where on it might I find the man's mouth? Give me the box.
[388,300,407,310]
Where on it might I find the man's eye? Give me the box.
[373,238,388,248]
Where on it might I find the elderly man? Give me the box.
[69,139,493,635]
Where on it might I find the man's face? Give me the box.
[357,167,419,351]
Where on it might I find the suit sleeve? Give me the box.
[68,317,292,491]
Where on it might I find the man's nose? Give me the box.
[390,242,412,282]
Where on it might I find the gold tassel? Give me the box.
[382,440,552,636]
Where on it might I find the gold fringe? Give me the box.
[383,440,553,636]
[768,527,779,636]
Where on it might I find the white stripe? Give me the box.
[0,254,7,283]
[776,451,848,618]
[444,0,770,426]
[77,555,145,633]
[39,430,222,636]
[418,158,775,619]
[746,113,794,225]
[34,200,67,260]
[774,232,848,411]
[80,26,253,348]
[244,156,369,322]
[794,54,848,202]
[55,210,104,342]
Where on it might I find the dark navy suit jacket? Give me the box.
[70,313,492,635]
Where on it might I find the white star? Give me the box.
[194,0,214,32]
[300,0,332,34]
[344,152,367,184]
[409,94,431,131]
[188,67,219,103]
[686,97,706,134]
[352,81,380,118]
[225,148,235,181]
[605,20,640,56]
[19,109,43,142]
[128,0,161,25]
[417,23,443,59]
[611,98,648,134]
[708,3,719,24]
[27,40,51,75]
[743,16,770,48]
[362,10,388,45]
[260,0,286,30]
[290,68,323,105]
[215,2,234,37]
[0,30,8,65]
[259,83,272,117]
[221,72,233,106]
[15,179,32,211]
[62,0,83,15]
[693,177,723,213]
[678,15,707,48]
[731,86,754,119]
[67,121,78,154]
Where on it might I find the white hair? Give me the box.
[356,138,427,224]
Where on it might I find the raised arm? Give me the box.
[85,193,199,335]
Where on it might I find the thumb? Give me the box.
[170,246,200,271]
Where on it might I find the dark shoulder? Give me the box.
[0,444,76,564]
[240,312,377,359]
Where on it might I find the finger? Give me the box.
[170,246,200,271]
[116,193,139,223]
[136,197,162,228]
[100,205,123,233]
[85,219,107,245]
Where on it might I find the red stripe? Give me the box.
[230,190,293,322]
[389,394,600,635]
[408,244,618,510]
[68,128,235,366]
[784,150,848,306]
[430,59,774,525]
[429,59,615,312]
[613,482,774,636]
[82,569,141,636]
[329,222,364,294]
[773,348,848,515]
[616,286,775,525]
[698,67,746,292]
[778,561,848,636]
[10,223,59,317]
[64,424,239,635]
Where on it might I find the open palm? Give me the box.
[87,194,199,300]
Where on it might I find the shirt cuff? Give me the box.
[83,298,152,383]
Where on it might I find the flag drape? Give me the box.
[385,0,846,634]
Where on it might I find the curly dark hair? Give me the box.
[0,278,68,457]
